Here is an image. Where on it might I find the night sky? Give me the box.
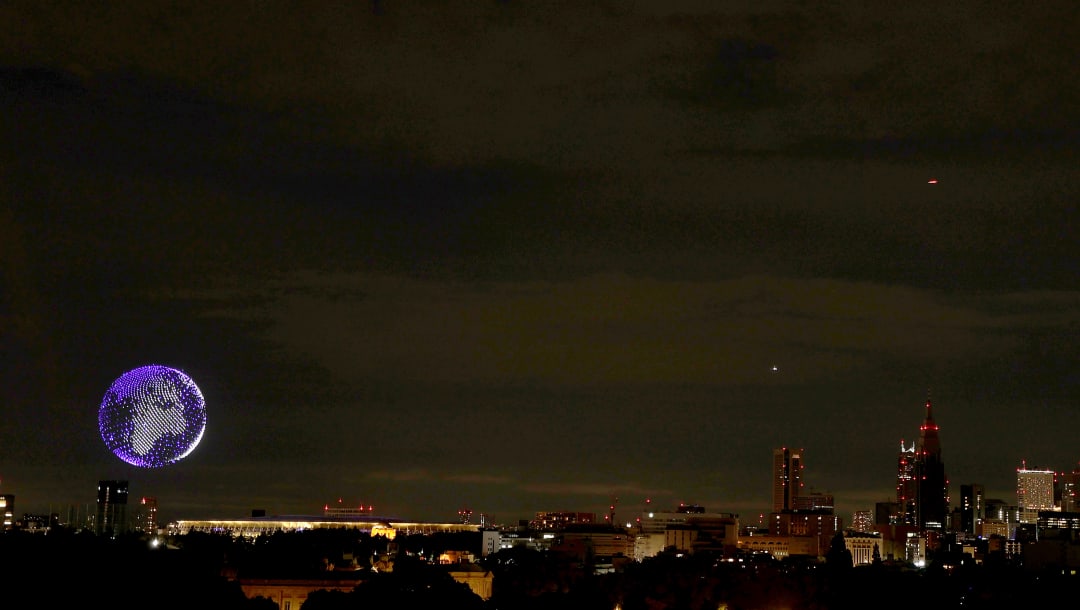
[2,2,1078,526]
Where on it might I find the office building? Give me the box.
[850,510,873,534]
[772,447,803,512]
[984,497,1015,523]
[895,441,917,525]
[0,494,13,531]
[1060,468,1079,513]
[794,491,833,512]
[765,447,840,558]
[1016,464,1056,524]
[136,496,159,533]
[633,503,739,559]
[958,483,984,536]
[96,480,129,537]
[530,511,595,531]
[768,511,840,557]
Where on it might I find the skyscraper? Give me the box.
[959,483,985,535]
[913,398,948,530]
[96,480,129,537]
[137,496,159,533]
[0,494,13,531]
[1061,467,1080,513]
[1016,464,1055,524]
[896,440,917,525]
[772,447,803,512]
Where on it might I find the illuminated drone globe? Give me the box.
[98,365,207,468]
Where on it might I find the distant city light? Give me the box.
[98,364,207,468]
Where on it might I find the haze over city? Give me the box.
[2,1,1078,526]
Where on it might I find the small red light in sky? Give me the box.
[927,178,938,184]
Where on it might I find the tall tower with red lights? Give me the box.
[913,398,949,530]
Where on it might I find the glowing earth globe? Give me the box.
[98,365,207,468]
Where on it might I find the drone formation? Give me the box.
[98,364,207,468]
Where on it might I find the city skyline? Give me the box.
[5,402,1078,528]
[2,2,1078,525]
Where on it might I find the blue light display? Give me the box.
[98,365,207,468]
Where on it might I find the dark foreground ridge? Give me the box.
[3,527,1076,610]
